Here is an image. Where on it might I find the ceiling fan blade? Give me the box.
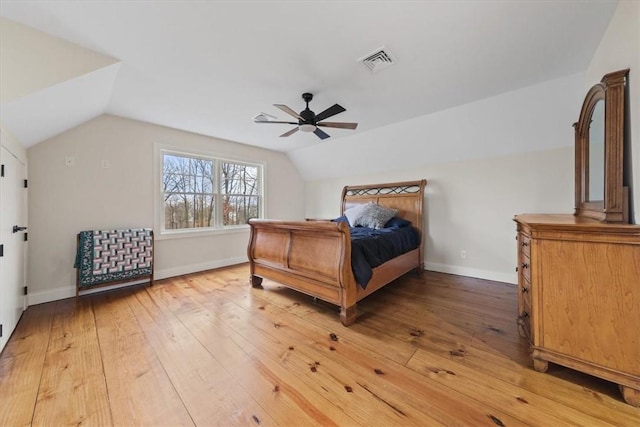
[280,127,299,137]
[313,127,330,140]
[315,104,346,122]
[317,121,358,130]
[274,104,303,120]
[254,120,298,125]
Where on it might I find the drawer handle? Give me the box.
[521,262,529,269]
[521,286,528,293]
[521,241,529,247]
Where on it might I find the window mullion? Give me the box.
[215,159,222,228]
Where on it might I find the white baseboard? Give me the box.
[425,262,517,285]
[154,256,247,280]
[27,256,248,306]
[28,258,513,306]
[28,285,76,306]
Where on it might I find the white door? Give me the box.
[0,145,27,353]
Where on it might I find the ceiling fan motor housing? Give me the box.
[300,93,316,125]
[299,108,316,124]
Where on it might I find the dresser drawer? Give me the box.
[516,230,533,341]
[520,253,531,283]
[517,301,531,340]
[519,233,531,258]
[521,277,532,309]
[517,273,532,339]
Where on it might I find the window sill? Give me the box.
[156,225,250,241]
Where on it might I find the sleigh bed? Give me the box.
[247,179,426,325]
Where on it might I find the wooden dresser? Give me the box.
[514,214,640,406]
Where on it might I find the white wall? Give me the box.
[26,114,305,304]
[585,0,640,224]
[296,74,583,283]
[305,147,573,284]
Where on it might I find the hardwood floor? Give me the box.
[1,265,638,426]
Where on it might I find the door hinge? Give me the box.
[0,244,3,257]
[24,179,28,188]
[0,324,3,338]
[1,164,4,177]
[23,286,28,296]
[24,232,28,242]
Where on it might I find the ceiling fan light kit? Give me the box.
[254,92,358,140]
[298,123,316,133]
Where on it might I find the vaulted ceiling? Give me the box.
[0,1,617,152]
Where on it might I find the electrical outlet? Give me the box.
[461,250,467,259]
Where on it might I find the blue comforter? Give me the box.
[350,226,420,288]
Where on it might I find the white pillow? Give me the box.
[344,202,372,226]
[355,203,398,229]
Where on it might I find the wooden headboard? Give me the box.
[341,180,427,236]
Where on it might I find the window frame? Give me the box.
[154,144,265,240]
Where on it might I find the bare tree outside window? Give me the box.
[221,162,260,225]
[162,153,261,230]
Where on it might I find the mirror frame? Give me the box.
[574,69,628,223]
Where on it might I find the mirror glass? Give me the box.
[587,100,605,201]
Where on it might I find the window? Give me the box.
[161,151,262,232]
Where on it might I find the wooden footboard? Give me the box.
[247,219,359,324]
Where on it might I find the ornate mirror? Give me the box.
[574,69,629,223]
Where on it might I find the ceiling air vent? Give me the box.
[358,47,396,73]
[252,112,277,122]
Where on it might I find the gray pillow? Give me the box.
[344,202,372,226]
[355,203,398,229]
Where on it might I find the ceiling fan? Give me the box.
[254,93,358,140]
